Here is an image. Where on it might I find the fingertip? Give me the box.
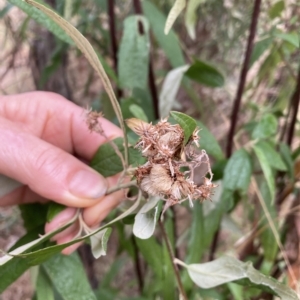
[45,207,77,233]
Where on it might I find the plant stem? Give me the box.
[131,234,144,293]
[226,0,262,158]
[286,64,300,146]
[107,0,123,99]
[133,0,159,119]
[105,180,137,195]
[159,219,188,300]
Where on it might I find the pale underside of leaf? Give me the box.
[159,65,190,118]
[178,256,298,299]
[25,0,128,166]
[133,196,160,239]
[185,0,206,40]
[90,228,112,259]
[164,0,186,35]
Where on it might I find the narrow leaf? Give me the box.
[36,266,54,300]
[8,0,73,44]
[43,253,97,300]
[159,65,190,118]
[142,0,185,67]
[170,111,197,144]
[279,142,294,180]
[179,256,298,299]
[0,196,142,279]
[90,228,112,259]
[274,31,300,48]
[184,0,206,40]
[133,197,160,239]
[253,144,275,201]
[164,0,186,35]
[118,16,150,89]
[0,212,78,292]
[259,180,278,261]
[255,141,286,171]
[25,0,128,165]
[129,104,148,122]
[185,59,225,87]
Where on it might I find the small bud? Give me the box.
[125,118,153,136]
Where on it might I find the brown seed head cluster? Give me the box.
[126,118,217,212]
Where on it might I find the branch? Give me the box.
[159,219,188,300]
[226,0,262,158]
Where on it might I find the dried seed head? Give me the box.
[85,110,104,133]
[130,116,216,212]
[140,164,173,195]
[126,118,154,136]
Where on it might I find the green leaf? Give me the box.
[250,37,273,67]
[24,0,128,166]
[133,197,160,239]
[43,253,97,300]
[184,0,206,40]
[7,0,73,44]
[268,1,285,19]
[129,104,148,122]
[19,203,48,231]
[0,4,12,18]
[259,180,278,262]
[36,266,54,300]
[253,144,275,201]
[91,138,144,177]
[142,0,185,67]
[274,31,299,48]
[90,228,112,259]
[159,65,190,118]
[0,198,140,268]
[196,121,224,160]
[255,141,287,171]
[170,111,197,144]
[279,142,294,180]
[118,16,150,89]
[164,0,186,35]
[185,59,225,87]
[252,113,278,140]
[223,149,252,193]
[179,256,298,299]
[0,213,77,293]
[46,203,66,223]
[182,202,205,290]
[136,237,163,279]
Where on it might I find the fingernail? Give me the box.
[68,170,107,199]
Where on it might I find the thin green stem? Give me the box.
[159,219,188,300]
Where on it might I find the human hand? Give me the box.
[0,91,124,254]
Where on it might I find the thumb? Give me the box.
[0,118,107,207]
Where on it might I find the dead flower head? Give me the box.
[128,117,217,212]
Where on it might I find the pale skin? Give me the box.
[0,91,124,254]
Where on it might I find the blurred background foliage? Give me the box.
[0,0,300,299]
